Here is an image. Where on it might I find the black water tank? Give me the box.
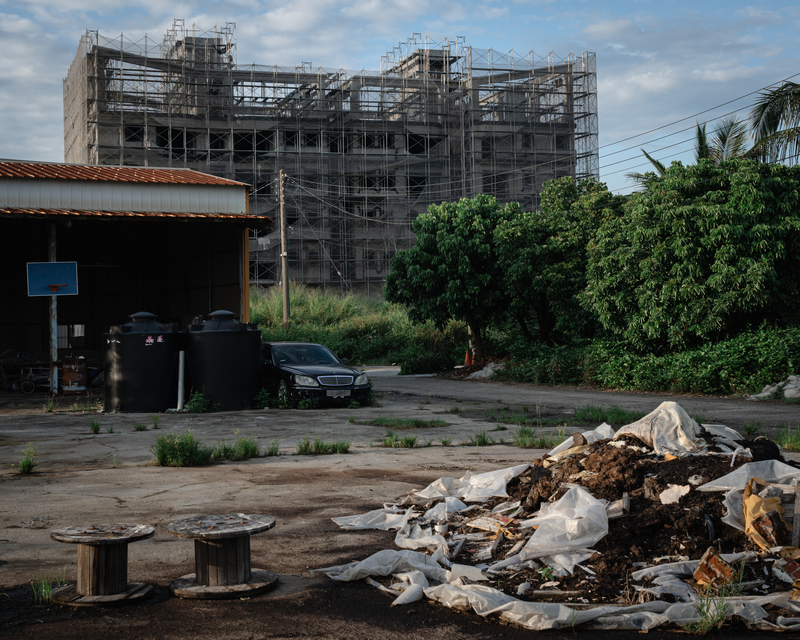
[187,310,262,411]
[104,312,179,413]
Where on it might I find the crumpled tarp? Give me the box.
[697,460,800,492]
[332,505,412,531]
[548,423,615,457]
[310,548,449,583]
[488,486,608,575]
[411,464,529,502]
[613,401,705,456]
[425,582,673,631]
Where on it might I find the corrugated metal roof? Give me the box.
[0,207,271,222]
[0,160,248,187]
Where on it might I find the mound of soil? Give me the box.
[473,432,800,606]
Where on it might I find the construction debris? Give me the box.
[313,401,800,631]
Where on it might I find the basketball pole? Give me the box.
[48,223,58,395]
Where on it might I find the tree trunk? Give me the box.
[515,315,534,342]
[469,323,485,361]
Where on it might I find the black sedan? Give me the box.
[261,342,371,406]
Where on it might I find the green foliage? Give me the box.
[495,177,623,343]
[584,159,800,352]
[498,328,800,395]
[134,422,148,431]
[297,398,316,410]
[684,589,728,634]
[89,419,100,434]
[264,440,280,456]
[185,391,211,414]
[573,405,645,425]
[399,435,417,448]
[296,438,312,455]
[15,442,38,473]
[512,427,562,449]
[152,431,213,466]
[399,352,454,375]
[466,430,494,447]
[385,195,522,357]
[31,571,66,603]
[107,425,114,434]
[775,425,800,451]
[440,436,452,446]
[537,566,556,581]
[251,283,461,365]
[152,415,159,429]
[445,406,462,414]
[351,416,448,430]
[253,388,277,409]
[743,421,761,436]
[383,431,399,447]
[296,437,350,455]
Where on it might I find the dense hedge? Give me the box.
[494,328,800,395]
[251,284,465,368]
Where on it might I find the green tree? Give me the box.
[384,194,522,358]
[495,177,624,343]
[583,158,800,352]
[749,81,800,163]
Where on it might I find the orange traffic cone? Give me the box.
[464,349,472,366]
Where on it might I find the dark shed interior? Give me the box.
[1,215,256,367]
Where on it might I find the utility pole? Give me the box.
[279,170,290,331]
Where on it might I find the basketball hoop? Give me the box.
[47,284,68,293]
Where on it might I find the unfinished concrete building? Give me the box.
[64,21,598,294]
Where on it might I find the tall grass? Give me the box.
[250,284,465,365]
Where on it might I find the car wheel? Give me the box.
[277,380,292,407]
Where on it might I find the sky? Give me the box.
[0,0,798,195]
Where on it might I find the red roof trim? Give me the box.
[0,161,248,188]
[0,207,271,222]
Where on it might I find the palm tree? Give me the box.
[749,82,800,164]
[628,118,748,186]
[625,148,667,185]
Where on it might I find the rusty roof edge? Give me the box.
[0,207,271,222]
[0,159,249,188]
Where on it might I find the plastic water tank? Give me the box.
[187,310,262,411]
[104,312,179,413]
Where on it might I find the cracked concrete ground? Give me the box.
[1,369,798,639]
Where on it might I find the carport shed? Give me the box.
[0,160,270,369]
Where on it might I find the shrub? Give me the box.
[185,391,210,413]
[152,431,213,466]
[15,442,37,473]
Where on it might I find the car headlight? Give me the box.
[294,375,319,387]
[355,373,369,385]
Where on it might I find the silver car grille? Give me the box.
[318,375,354,386]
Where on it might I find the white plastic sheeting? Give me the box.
[424,582,673,631]
[491,487,609,574]
[548,423,615,457]
[697,460,800,492]
[310,549,449,583]
[332,506,413,531]
[412,464,529,502]
[613,401,705,456]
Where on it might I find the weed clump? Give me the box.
[14,443,38,473]
[151,431,213,466]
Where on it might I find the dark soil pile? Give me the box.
[454,432,800,606]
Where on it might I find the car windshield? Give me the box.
[271,344,341,366]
